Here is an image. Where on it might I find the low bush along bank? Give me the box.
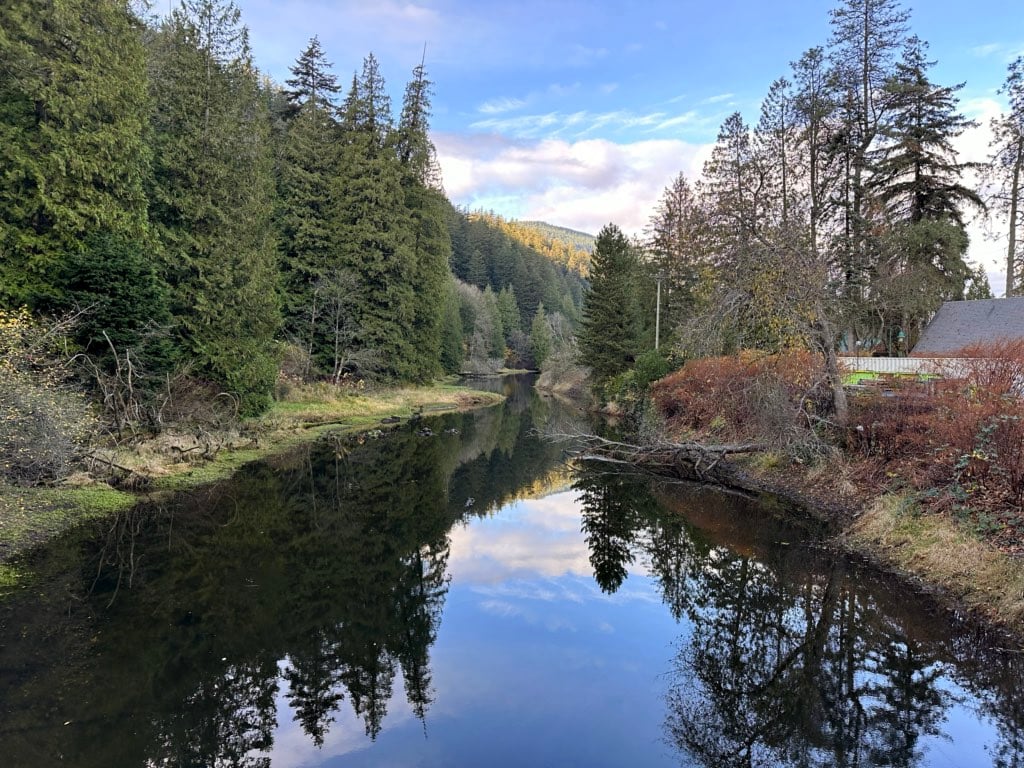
[649,343,1024,632]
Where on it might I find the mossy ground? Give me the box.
[0,383,503,575]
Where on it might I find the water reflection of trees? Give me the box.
[574,467,1024,768]
[0,377,571,767]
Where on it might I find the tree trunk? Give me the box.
[1007,136,1022,297]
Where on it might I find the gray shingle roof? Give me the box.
[912,298,1024,356]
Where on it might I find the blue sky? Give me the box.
[226,0,1023,290]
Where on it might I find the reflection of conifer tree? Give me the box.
[575,468,647,593]
[641,512,706,621]
[663,543,953,768]
[395,540,451,720]
[283,628,345,747]
[154,660,278,768]
[342,651,396,740]
[863,640,946,767]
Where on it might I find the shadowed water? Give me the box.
[1,376,1022,767]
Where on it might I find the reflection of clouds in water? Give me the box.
[255,658,416,768]
[473,580,586,603]
[479,597,579,632]
[449,491,593,582]
[450,490,661,608]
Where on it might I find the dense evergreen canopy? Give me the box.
[0,0,585,416]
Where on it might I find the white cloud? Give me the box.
[971,42,1002,58]
[467,108,714,139]
[478,96,527,115]
[954,96,1010,294]
[435,132,707,236]
[567,43,609,67]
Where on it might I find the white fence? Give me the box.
[838,357,972,378]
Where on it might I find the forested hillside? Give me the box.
[497,218,595,277]
[447,209,585,372]
[0,0,582,440]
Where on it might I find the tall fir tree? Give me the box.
[333,53,417,380]
[0,0,152,307]
[283,36,339,115]
[577,224,643,383]
[827,0,909,302]
[645,172,712,334]
[868,36,981,342]
[699,113,764,275]
[872,36,982,226]
[396,57,450,381]
[277,37,341,374]
[147,0,280,413]
[529,303,553,369]
[790,46,840,252]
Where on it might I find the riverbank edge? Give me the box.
[691,455,1024,643]
[0,383,505,582]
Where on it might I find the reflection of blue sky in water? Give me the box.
[259,489,1017,768]
[259,490,683,767]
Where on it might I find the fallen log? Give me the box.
[550,432,768,484]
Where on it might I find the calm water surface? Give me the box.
[2,376,1024,767]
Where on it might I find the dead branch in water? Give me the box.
[546,431,768,482]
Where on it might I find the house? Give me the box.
[912,298,1024,356]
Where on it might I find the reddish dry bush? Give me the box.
[651,350,830,443]
[848,344,1024,514]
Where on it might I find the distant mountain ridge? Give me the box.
[491,218,593,277]
[515,221,596,253]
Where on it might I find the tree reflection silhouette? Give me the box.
[0,377,573,766]
[573,465,976,768]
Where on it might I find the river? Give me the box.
[1,375,1023,767]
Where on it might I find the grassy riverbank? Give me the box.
[0,382,503,566]
[725,456,1024,639]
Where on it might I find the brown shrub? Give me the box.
[848,341,1024,515]
[651,350,831,445]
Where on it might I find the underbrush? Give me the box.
[651,349,834,459]
[649,342,1024,553]
[844,346,1024,550]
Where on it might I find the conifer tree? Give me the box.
[396,58,450,381]
[283,36,339,115]
[482,286,505,357]
[827,0,909,299]
[754,77,799,224]
[872,36,982,226]
[987,55,1024,296]
[333,54,417,380]
[439,279,464,374]
[529,303,553,369]
[870,37,982,339]
[277,37,341,373]
[699,113,764,274]
[790,46,840,251]
[577,224,643,383]
[0,0,152,307]
[496,285,522,342]
[147,0,280,413]
[645,172,712,332]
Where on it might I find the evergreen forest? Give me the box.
[0,0,585,430]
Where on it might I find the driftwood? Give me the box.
[83,451,152,489]
[550,432,767,484]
